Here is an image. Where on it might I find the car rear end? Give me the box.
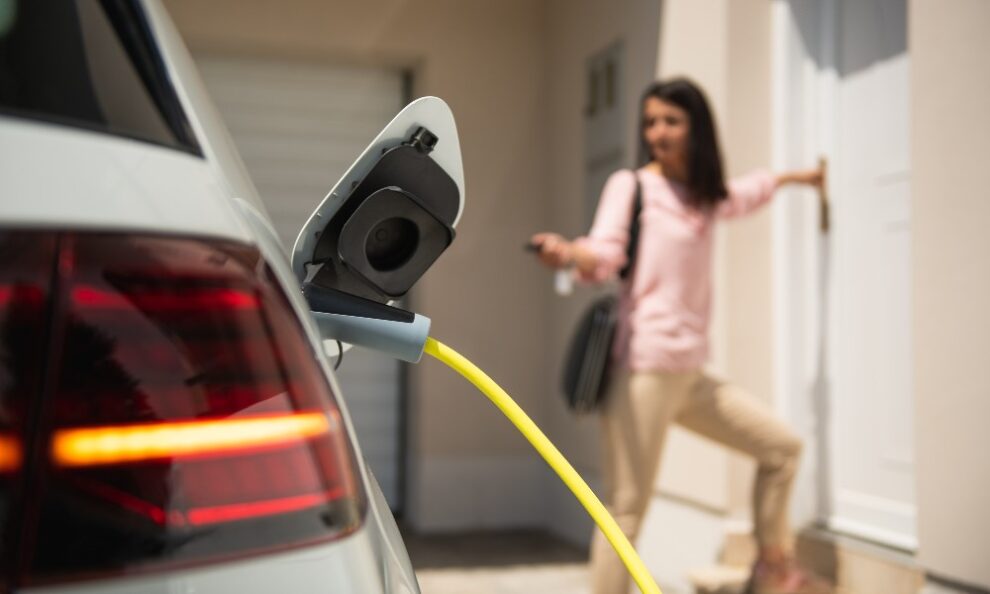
[0,1,415,593]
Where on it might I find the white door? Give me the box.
[196,56,407,511]
[824,0,916,549]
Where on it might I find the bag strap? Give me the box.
[618,170,643,281]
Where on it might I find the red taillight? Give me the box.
[0,232,365,586]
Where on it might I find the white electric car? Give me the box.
[0,1,435,592]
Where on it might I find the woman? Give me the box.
[531,78,828,594]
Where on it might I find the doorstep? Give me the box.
[797,527,924,594]
[689,525,924,594]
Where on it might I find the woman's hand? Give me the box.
[776,165,825,191]
[530,232,574,269]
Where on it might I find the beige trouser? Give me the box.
[590,370,803,594]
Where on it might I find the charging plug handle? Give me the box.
[303,283,430,363]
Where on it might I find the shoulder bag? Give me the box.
[561,172,642,413]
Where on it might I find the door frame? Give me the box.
[770,0,834,534]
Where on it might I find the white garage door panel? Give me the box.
[197,58,402,245]
[197,55,405,511]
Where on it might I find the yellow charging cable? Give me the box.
[424,337,662,594]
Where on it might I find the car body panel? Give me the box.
[0,115,252,243]
[26,528,385,594]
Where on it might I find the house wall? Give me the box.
[910,0,990,587]
[654,0,777,530]
[538,0,662,544]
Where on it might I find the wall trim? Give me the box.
[407,454,548,532]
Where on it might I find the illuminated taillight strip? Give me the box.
[0,433,21,472]
[52,412,333,467]
[186,488,347,526]
[71,286,260,310]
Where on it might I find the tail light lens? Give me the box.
[0,232,365,586]
[0,232,57,592]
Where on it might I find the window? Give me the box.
[0,0,199,153]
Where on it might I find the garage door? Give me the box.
[196,55,406,512]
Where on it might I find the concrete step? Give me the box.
[796,528,924,594]
[691,525,923,594]
[720,526,757,567]
[689,562,868,594]
[688,565,749,594]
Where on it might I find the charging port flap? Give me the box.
[290,96,464,303]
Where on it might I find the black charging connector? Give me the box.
[309,126,458,303]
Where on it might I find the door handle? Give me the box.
[819,156,830,233]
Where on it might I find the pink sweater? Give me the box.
[574,168,777,371]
